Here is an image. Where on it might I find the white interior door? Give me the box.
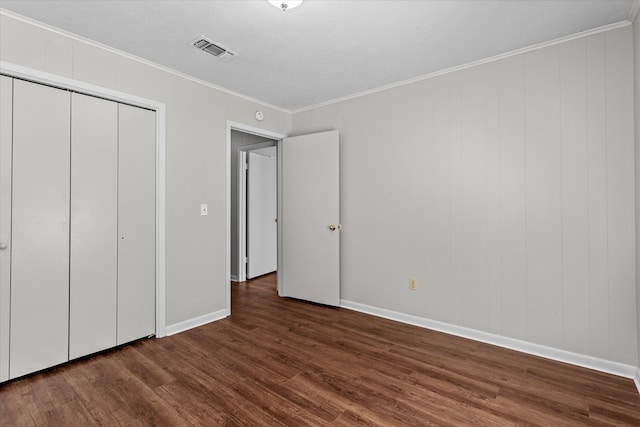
[279,130,340,306]
[247,150,277,278]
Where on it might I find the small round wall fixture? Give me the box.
[268,1,303,12]
[254,111,264,121]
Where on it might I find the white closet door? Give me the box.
[117,104,156,344]
[69,93,118,359]
[10,80,71,378]
[0,76,13,382]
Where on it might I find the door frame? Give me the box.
[226,121,286,315]
[0,61,168,338]
[237,141,277,283]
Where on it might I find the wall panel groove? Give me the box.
[294,26,637,366]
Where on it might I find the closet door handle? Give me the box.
[0,243,7,250]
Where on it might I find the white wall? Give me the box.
[0,12,292,328]
[293,26,637,366]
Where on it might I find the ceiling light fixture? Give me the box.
[268,0,303,12]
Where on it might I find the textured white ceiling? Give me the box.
[0,0,635,111]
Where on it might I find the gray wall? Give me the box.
[0,12,292,327]
[230,130,274,279]
[293,26,637,366]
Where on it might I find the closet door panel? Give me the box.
[10,80,71,378]
[117,104,156,344]
[69,93,118,359]
[0,76,13,382]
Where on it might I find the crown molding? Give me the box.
[630,0,640,22]
[0,8,292,115]
[292,20,631,114]
[2,7,633,116]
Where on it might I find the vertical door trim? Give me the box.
[0,76,13,382]
[0,61,168,338]
[226,121,286,315]
[237,150,248,283]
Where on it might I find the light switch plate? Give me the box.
[200,204,208,216]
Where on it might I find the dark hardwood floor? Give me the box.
[1,273,639,426]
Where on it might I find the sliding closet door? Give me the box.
[117,104,156,344]
[10,80,71,378]
[0,76,13,382]
[69,93,118,359]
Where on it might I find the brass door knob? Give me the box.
[329,224,337,231]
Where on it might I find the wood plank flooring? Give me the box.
[1,273,639,426]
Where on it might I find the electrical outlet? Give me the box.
[409,277,417,291]
[200,204,208,216]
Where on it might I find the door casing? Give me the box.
[226,121,286,314]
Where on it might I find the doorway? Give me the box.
[226,122,285,315]
[226,123,341,315]
[238,142,277,281]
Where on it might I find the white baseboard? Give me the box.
[340,300,638,381]
[230,274,239,282]
[164,309,228,336]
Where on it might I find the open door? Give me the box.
[279,130,340,306]
[247,150,277,278]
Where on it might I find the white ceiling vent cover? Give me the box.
[192,36,238,62]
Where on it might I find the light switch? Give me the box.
[200,204,208,216]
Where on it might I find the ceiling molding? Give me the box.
[1,4,634,115]
[292,20,631,115]
[0,8,293,115]
[630,0,640,21]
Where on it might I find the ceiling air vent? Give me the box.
[192,36,238,62]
